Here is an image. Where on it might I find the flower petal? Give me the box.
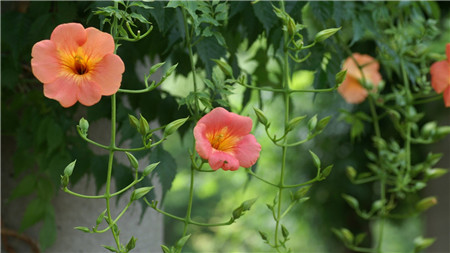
[233,134,261,168]
[430,60,450,93]
[209,151,240,171]
[43,76,78,108]
[338,76,368,104]
[77,78,102,106]
[343,53,381,87]
[443,86,450,108]
[194,123,213,159]
[50,23,86,53]
[198,107,252,137]
[31,40,60,83]
[82,27,115,59]
[89,54,125,95]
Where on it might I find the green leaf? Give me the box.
[96,209,107,227]
[196,36,226,78]
[39,206,56,251]
[9,175,36,201]
[253,1,278,32]
[20,198,46,231]
[151,145,177,203]
[47,121,64,154]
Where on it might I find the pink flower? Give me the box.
[194,107,261,171]
[430,43,450,107]
[338,53,382,104]
[31,23,125,107]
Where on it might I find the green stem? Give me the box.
[105,94,121,250]
[274,1,289,250]
[182,8,200,121]
[368,97,384,253]
[63,187,105,199]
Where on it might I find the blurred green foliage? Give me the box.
[2,1,449,252]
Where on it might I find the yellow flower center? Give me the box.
[73,55,88,75]
[206,127,240,153]
[59,48,100,80]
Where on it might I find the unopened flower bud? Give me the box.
[315,27,341,42]
[164,117,189,137]
[416,196,437,212]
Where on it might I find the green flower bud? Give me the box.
[293,185,311,201]
[286,115,307,132]
[346,166,357,180]
[253,107,269,126]
[281,224,289,239]
[309,150,321,169]
[126,236,137,251]
[64,160,77,177]
[425,168,448,180]
[315,27,341,42]
[416,196,437,212]
[414,236,436,252]
[129,115,140,129]
[335,70,347,85]
[74,226,90,233]
[131,187,154,201]
[164,117,189,137]
[259,231,269,242]
[125,152,139,169]
[139,114,150,136]
[421,121,437,139]
[308,115,318,132]
[143,162,160,177]
[79,118,89,136]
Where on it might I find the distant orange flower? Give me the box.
[430,43,450,107]
[338,53,382,104]
[31,23,124,107]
